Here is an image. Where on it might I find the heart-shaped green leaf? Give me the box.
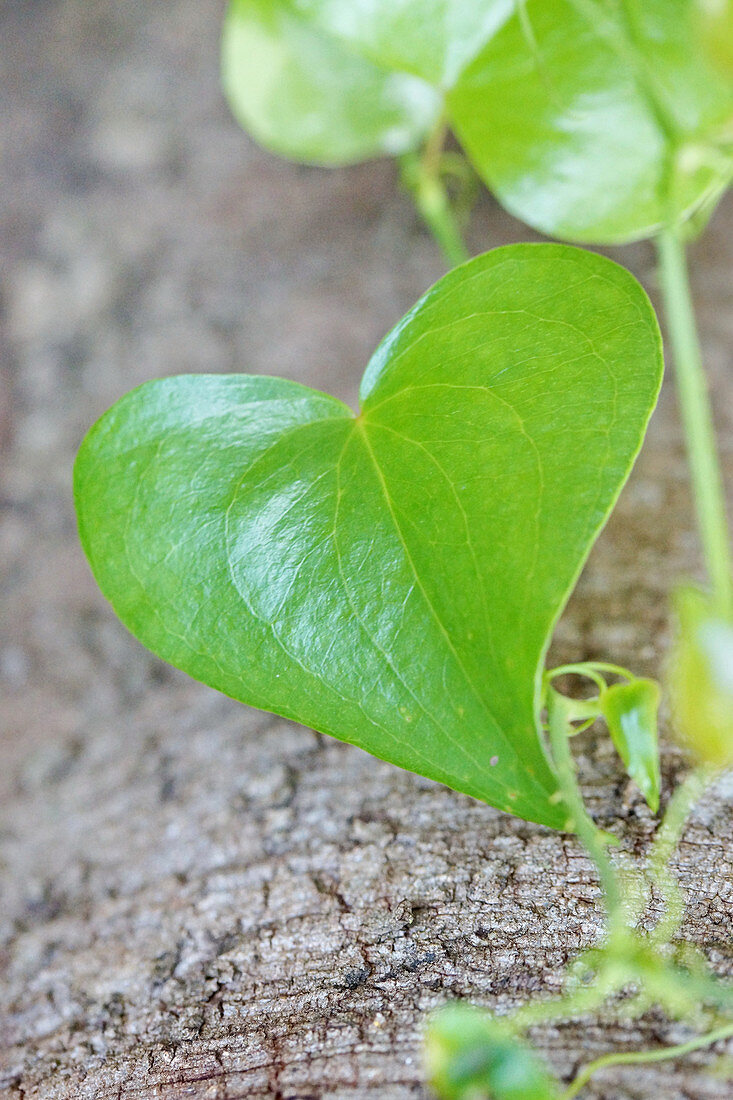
[448,0,733,243]
[291,0,515,87]
[74,245,662,828]
[222,0,439,165]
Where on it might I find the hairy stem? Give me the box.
[562,1020,733,1099]
[656,229,732,614]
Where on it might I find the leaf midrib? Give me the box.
[355,417,558,799]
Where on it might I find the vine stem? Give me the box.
[547,690,623,928]
[656,229,732,614]
[561,1019,733,1099]
[508,958,628,1032]
[647,764,719,945]
[400,116,470,268]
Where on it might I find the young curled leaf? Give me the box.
[425,1004,559,1100]
[668,586,733,767]
[601,679,662,812]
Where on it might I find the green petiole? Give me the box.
[656,229,733,615]
[547,689,623,927]
[400,114,470,268]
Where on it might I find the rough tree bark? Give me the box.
[2,2,733,1097]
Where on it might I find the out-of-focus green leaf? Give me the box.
[292,0,514,86]
[221,0,439,165]
[448,0,733,243]
[601,679,662,812]
[695,0,733,80]
[74,245,662,829]
[668,586,733,767]
[425,1004,560,1099]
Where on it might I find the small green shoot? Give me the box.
[601,678,662,813]
[544,664,661,813]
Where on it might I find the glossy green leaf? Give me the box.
[74,245,662,829]
[668,586,733,767]
[292,0,514,87]
[221,0,439,165]
[448,0,733,243]
[425,1004,560,1100]
[601,679,661,812]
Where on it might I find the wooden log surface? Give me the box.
[2,2,733,1096]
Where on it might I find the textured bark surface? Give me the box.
[2,2,733,1097]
